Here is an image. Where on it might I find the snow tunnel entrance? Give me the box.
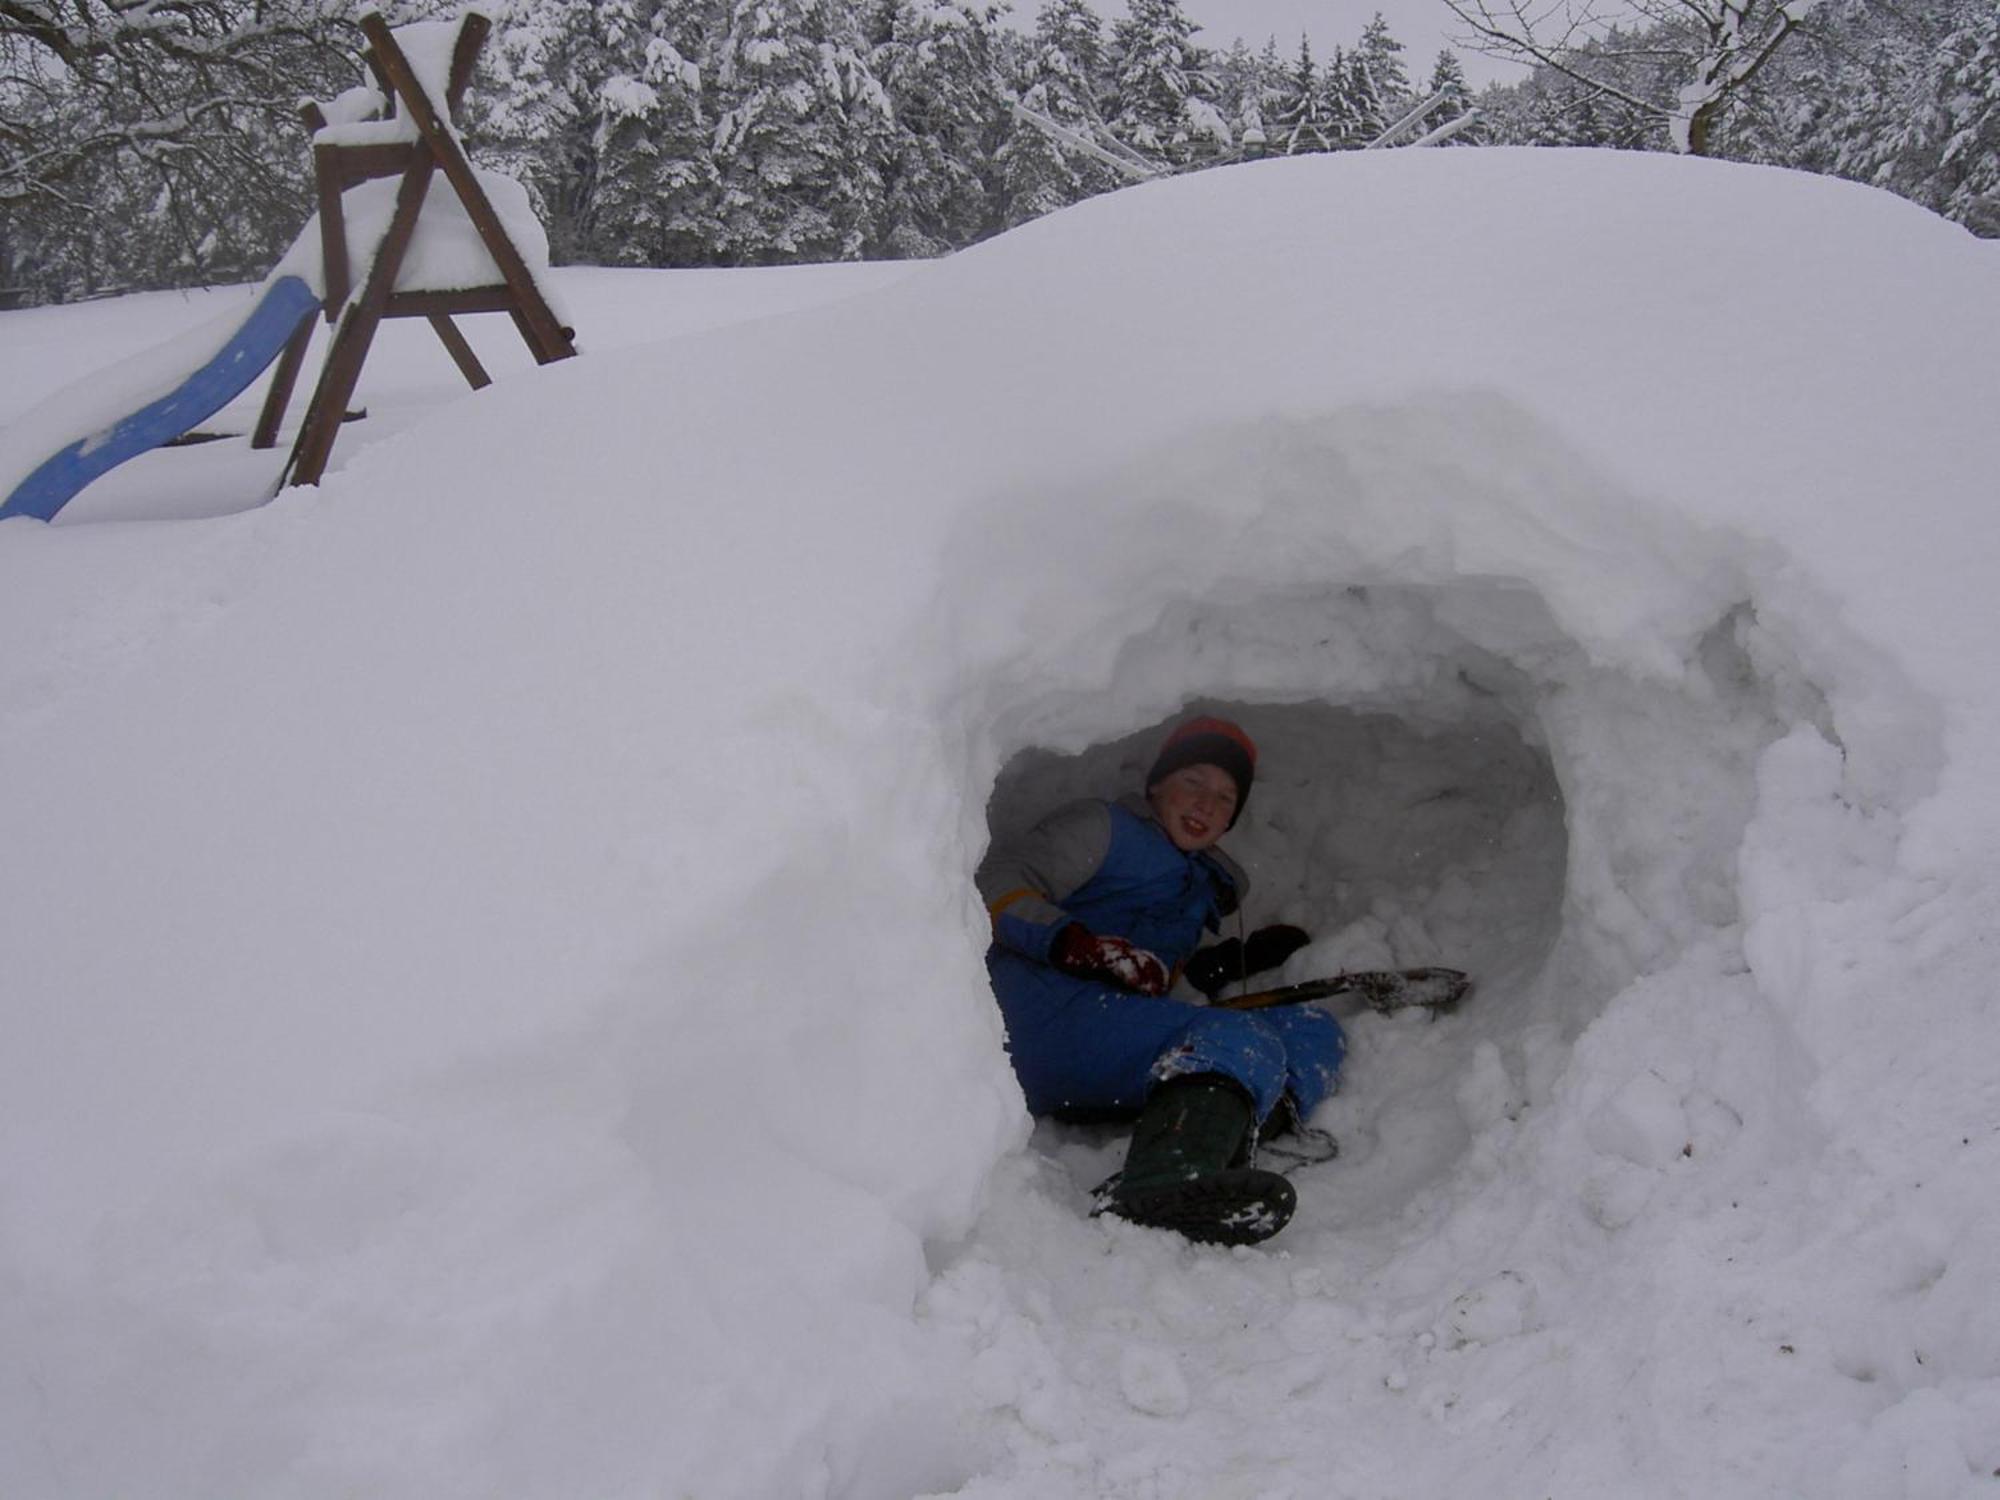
[965,561,1926,1232]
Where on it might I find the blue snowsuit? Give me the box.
[979,795,1344,1125]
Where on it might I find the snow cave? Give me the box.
[971,438,1942,1231]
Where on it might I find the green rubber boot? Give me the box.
[1093,1075,1296,1246]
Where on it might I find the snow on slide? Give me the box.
[0,275,318,522]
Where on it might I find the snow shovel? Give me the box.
[1212,967,1472,1016]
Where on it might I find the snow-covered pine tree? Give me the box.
[870,0,1006,257]
[1714,0,1992,233]
[1107,0,1229,168]
[1211,36,1277,157]
[1342,47,1388,145]
[1271,37,1334,154]
[485,0,627,264]
[1932,1,2000,233]
[1249,35,1287,153]
[1478,24,1672,150]
[710,0,895,262]
[1770,2,1916,176]
[1356,12,1413,113]
[588,1,721,265]
[995,0,1126,225]
[1314,45,1361,148]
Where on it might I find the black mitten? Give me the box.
[1183,939,1243,999]
[1242,923,1310,976]
[1185,925,1311,999]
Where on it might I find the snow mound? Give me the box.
[4,149,2000,1498]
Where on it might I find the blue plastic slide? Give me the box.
[1,275,321,523]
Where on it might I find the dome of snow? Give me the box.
[4,149,1999,1498]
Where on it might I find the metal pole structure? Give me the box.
[1365,90,1454,149]
[1007,100,1161,183]
[1408,109,1483,148]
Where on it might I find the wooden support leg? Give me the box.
[315,143,352,317]
[428,313,491,389]
[508,307,543,364]
[508,306,573,366]
[251,311,317,450]
[282,153,436,489]
[283,305,381,489]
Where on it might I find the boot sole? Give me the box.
[1101,1168,1297,1246]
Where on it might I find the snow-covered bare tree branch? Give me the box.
[1441,0,1823,153]
[1,0,363,298]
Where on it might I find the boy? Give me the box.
[977,717,1345,1245]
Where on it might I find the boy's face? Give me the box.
[1148,763,1239,852]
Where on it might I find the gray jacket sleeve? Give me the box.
[974,799,1113,961]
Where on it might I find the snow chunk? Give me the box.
[1585,1070,1690,1170]
[1455,1040,1524,1131]
[1118,1344,1192,1417]
[312,84,385,129]
[270,168,553,305]
[601,74,660,119]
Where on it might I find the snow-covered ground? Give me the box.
[3,149,1998,1499]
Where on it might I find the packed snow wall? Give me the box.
[951,396,1944,1226]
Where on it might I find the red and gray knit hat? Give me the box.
[1145,716,1257,828]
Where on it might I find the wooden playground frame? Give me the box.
[256,11,576,487]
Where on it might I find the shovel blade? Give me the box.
[1356,967,1471,1014]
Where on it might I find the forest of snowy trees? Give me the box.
[471,0,1460,268]
[2,0,1996,305]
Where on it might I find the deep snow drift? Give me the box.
[3,150,1999,1499]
